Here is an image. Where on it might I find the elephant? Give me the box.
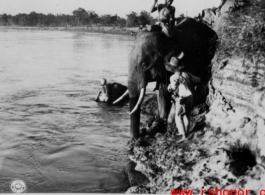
[116,17,218,138]
[95,78,128,103]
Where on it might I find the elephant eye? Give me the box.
[141,60,150,69]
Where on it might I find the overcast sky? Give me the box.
[0,0,220,17]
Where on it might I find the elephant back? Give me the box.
[107,82,127,102]
[172,18,218,81]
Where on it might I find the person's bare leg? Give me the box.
[175,115,186,142]
[174,101,187,141]
[161,22,172,37]
[167,103,176,131]
[183,96,192,136]
[183,114,190,135]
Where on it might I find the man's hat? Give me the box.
[165,52,185,72]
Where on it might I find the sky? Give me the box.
[0,0,220,18]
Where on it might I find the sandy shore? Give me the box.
[0,25,140,36]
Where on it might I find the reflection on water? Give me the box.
[0,29,135,193]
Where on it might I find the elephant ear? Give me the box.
[141,59,150,70]
[141,51,159,70]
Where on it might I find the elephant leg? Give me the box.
[157,82,172,120]
[144,82,171,137]
[193,83,208,106]
[153,81,160,92]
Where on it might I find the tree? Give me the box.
[37,13,46,26]
[138,11,154,26]
[126,12,138,27]
[116,16,126,27]
[2,14,8,25]
[9,15,19,25]
[1,9,148,28]
[73,8,88,25]
[85,10,99,26]
[17,14,28,26]
[110,14,118,26]
[46,14,56,26]
[100,15,112,26]
[28,12,38,26]
[100,14,119,26]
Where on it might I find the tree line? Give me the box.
[0,8,156,27]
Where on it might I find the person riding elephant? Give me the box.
[115,18,218,138]
[95,78,128,103]
[150,0,176,37]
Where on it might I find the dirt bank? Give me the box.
[126,4,265,194]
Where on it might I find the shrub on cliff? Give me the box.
[216,5,265,63]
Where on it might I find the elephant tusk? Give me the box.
[177,51,184,59]
[130,87,146,115]
[113,89,129,104]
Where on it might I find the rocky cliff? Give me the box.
[126,3,265,194]
[209,4,265,157]
[205,3,265,191]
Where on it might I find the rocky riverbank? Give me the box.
[126,4,265,194]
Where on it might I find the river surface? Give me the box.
[0,29,137,193]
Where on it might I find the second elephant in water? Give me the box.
[95,78,128,103]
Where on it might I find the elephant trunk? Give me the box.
[128,63,147,137]
[130,97,141,138]
[129,87,146,138]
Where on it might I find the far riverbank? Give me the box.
[0,25,140,36]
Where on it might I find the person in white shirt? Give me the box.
[167,58,201,141]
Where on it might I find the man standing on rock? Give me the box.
[166,57,201,142]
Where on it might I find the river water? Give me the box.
[0,29,136,193]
